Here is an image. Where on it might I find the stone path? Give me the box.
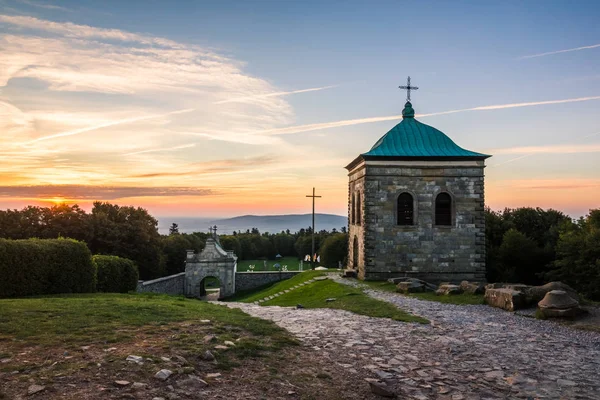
[225,276,600,400]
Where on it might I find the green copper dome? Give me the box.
[363,102,490,159]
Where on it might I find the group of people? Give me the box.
[303,254,320,263]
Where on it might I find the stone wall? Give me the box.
[137,272,185,295]
[235,271,301,292]
[348,166,366,277]
[349,160,486,283]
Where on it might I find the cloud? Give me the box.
[489,143,600,155]
[0,185,215,199]
[0,100,34,139]
[124,143,196,156]
[23,108,195,144]
[16,0,71,11]
[128,155,278,179]
[508,179,600,190]
[521,43,600,59]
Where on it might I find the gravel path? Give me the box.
[225,276,600,400]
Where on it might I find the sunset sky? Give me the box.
[1,0,599,218]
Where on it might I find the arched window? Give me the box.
[397,193,414,225]
[435,193,452,226]
[356,191,362,225]
[351,193,355,225]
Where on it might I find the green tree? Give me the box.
[220,235,242,258]
[496,229,542,284]
[162,234,204,275]
[547,209,600,300]
[169,223,179,235]
[89,202,165,280]
[320,233,348,268]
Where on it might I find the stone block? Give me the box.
[396,281,425,294]
[460,281,485,295]
[484,288,525,311]
[437,284,463,295]
[525,282,579,304]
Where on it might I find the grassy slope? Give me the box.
[262,279,429,324]
[0,293,295,357]
[228,270,327,302]
[362,280,485,305]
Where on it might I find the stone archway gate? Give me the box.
[185,236,237,299]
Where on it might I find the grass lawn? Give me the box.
[261,279,429,324]
[0,293,380,400]
[227,270,327,302]
[237,256,303,272]
[361,280,485,305]
[0,293,295,360]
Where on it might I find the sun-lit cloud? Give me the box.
[0,185,215,200]
[521,43,600,59]
[23,109,195,144]
[123,143,197,156]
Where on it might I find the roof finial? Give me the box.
[398,76,418,102]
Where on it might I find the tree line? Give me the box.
[0,202,597,300]
[0,203,348,279]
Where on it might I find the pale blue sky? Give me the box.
[0,0,598,217]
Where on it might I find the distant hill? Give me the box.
[157,213,347,235]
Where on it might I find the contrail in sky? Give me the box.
[123,143,196,156]
[24,108,194,144]
[214,85,338,104]
[521,43,600,59]
[23,85,336,144]
[255,95,600,136]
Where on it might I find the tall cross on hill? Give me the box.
[305,187,322,270]
[398,76,419,102]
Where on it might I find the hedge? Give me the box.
[0,238,96,297]
[93,255,139,293]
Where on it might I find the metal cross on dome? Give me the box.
[398,76,419,102]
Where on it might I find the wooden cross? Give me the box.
[305,187,322,270]
[398,76,419,102]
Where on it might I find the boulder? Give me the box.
[537,290,583,318]
[391,277,437,291]
[436,284,463,296]
[368,381,396,398]
[176,375,208,390]
[154,369,173,381]
[460,281,486,295]
[526,282,579,304]
[396,280,425,294]
[484,288,525,311]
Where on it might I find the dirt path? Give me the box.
[226,278,600,400]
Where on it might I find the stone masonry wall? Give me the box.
[348,166,366,278]
[361,163,486,283]
[137,272,185,295]
[235,271,301,293]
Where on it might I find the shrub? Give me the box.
[93,255,139,293]
[0,238,95,298]
[320,233,348,268]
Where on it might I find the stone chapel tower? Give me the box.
[346,85,491,282]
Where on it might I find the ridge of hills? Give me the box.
[157,213,347,234]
